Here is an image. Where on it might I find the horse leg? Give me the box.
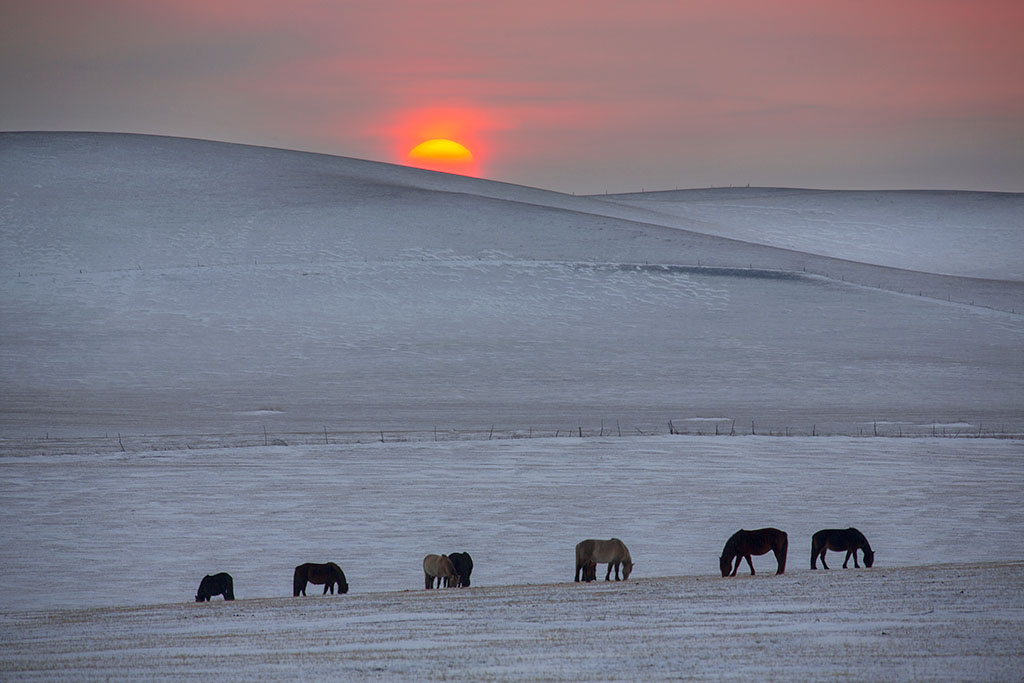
[849,549,861,568]
[843,550,852,568]
[820,549,830,570]
[613,562,622,581]
[744,555,756,575]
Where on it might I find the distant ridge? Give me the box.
[3,132,1021,311]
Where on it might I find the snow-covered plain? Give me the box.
[1,133,1023,678]
[1,436,1023,679]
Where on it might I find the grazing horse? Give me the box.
[293,562,348,596]
[195,572,234,601]
[811,528,874,569]
[423,554,459,589]
[575,538,633,582]
[447,552,474,588]
[720,528,788,576]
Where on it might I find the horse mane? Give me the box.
[853,528,872,551]
[722,530,741,555]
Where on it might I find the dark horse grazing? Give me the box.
[293,562,348,596]
[195,572,234,601]
[720,528,788,576]
[575,538,633,582]
[448,552,474,587]
[811,528,874,569]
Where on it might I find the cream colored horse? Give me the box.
[423,554,460,589]
[575,538,633,582]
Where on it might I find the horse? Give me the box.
[423,554,459,589]
[447,552,474,587]
[719,528,788,576]
[195,572,234,601]
[293,562,348,596]
[575,538,633,582]
[811,528,874,569]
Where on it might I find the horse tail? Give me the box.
[293,565,304,596]
[777,531,789,574]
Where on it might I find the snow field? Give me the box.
[1,436,1022,678]
[1,565,1022,680]
[1,436,1021,612]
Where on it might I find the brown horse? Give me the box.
[423,554,459,589]
[719,528,788,576]
[293,562,348,596]
[575,538,633,582]
[811,528,874,569]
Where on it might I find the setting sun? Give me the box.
[407,138,476,175]
[409,138,474,163]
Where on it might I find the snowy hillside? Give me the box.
[600,187,1024,281]
[2,132,1023,679]
[1,132,1022,442]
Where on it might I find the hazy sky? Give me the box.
[3,0,1022,193]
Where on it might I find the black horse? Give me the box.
[448,552,474,587]
[293,562,348,596]
[811,528,874,569]
[195,572,234,601]
[719,528,788,576]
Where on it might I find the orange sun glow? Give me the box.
[407,138,476,175]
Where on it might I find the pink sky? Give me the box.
[2,0,1022,192]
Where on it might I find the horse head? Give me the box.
[621,559,633,580]
[719,555,731,577]
[332,565,350,594]
[863,548,875,567]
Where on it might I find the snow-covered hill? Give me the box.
[1,132,1022,441]
[600,187,1024,281]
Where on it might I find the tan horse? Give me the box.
[423,554,460,589]
[719,528,788,576]
[575,538,633,582]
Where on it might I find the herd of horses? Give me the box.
[195,528,874,601]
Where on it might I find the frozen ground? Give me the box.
[2,133,1022,441]
[2,564,1022,681]
[2,436,1022,609]
[0,436,1022,679]
[2,133,1023,677]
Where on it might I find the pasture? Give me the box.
[1,435,1022,678]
